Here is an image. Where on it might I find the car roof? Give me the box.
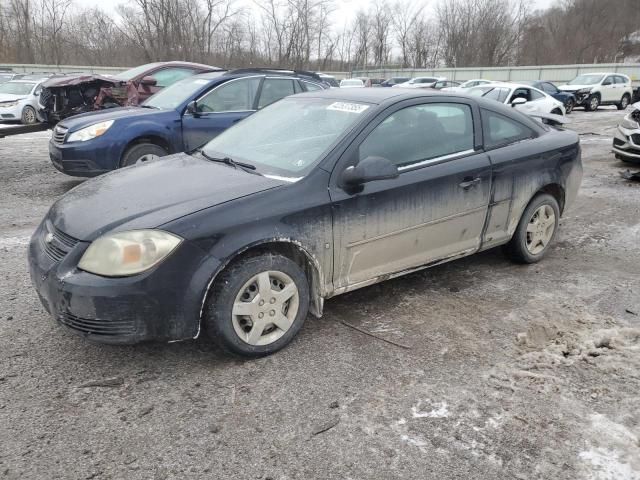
[6,79,38,84]
[294,87,474,104]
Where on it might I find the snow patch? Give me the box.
[411,401,449,419]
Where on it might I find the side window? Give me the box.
[484,87,510,103]
[542,83,557,94]
[358,103,474,168]
[482,109,535,149]
[302,81,323,92]
[510,88,531,102]
[530,89,545,100]
[152,68,197,88]
[603,76,615,86]
[197,78,260,113]
[258,79,296,109]
[615,76,628,85]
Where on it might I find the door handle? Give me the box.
[459,177,481,189]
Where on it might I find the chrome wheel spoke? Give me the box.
[525,204,556,255]
[246,321,265,345]
[256,271,272,299]
[233,300,256,317]
[275,283,296,303]
[272,312,293,332]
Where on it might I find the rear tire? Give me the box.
[21,106,37,125]
[504,193,560,264]
[204,254,310,357]
[585,94,600,111]
[617,94,630,110]
[120,143,167,168]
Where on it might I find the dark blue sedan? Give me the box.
[521,81,577,114]
[48,69,327,176]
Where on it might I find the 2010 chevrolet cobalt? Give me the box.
[29,88,583,357]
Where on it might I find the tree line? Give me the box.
[0,0,638,72]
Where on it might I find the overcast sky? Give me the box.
[74,0,558,22]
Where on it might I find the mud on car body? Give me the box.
[29,88,582,357]
[38,61,220,124]
[48,69,328,177]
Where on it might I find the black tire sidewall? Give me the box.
[618,94,630,110]
[120,143,167,168]
[587,94,599,111]
[205,254,310,357]
[21,106,36,125]
[507,193,560,264]
[565,99,574,114]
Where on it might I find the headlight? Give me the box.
[66,120,114,143]
[620,113,640,130]
[78,230,182,277]
[0,101,19,108]
[577,88,592,95]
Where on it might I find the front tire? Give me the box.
[585,94,600,111]
[204,254,310,357]
[504,193,560,264]
[565,98,575,114]
[120,143,167,168]
[617,94,630,110]
[21,105,38,125]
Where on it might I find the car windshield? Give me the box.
[0,82,35,95]
[143,75,221,110]
[467,86,493,96]
[202,97,369,178]
[568,74,604,85]
[113,63,163,81]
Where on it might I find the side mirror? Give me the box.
[186,100,199,116]
[341,156,399,187]
[140,76,157,86]
[511,97,527,107]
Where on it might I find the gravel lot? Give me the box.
[0,109,639,480]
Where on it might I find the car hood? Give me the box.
[60,106,166,131]
[558,84,593,91]
[0,94,27,102]
[49,153,286,241]
[42,73,119,89]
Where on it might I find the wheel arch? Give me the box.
[537,183,565,214]
[199,238,326,334]
[124,134,171,154]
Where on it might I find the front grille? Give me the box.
[631,134,640,146]
[58,312,136,336]
[52,125,68,144]
[41,222,79,262]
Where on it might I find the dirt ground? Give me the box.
[0,108,639,480]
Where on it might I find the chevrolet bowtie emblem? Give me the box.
[44,232,54,244]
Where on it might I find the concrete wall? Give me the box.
[352,63,640,85]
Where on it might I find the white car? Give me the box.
[612,102,640,163]
[340,78,365,88]
[0,79,45,124]
[393,77,446,89]
[443,79,493,92]
[467,82,566,116]
[558,73,633,111]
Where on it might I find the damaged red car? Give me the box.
[38,61,221,124]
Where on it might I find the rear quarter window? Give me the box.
[481,109,536,150]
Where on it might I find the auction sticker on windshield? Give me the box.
[327,102,370,114]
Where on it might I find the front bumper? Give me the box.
[28,219,215,344]
[612,125,640,162]
[48,137,114,177]
[0,103,22,121]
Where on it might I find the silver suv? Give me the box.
[559,73,633,111]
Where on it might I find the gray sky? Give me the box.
[75,0,557,22]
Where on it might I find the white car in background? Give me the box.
[340,78,365,88]
[393,76,445,89]
[443,79,493,92]
[0,79,46,124]
[558,73,633,111]
[612,102,640,163]
[467,82,566,115]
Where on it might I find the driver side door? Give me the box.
[329,99,492,291]
[181,77,261,151]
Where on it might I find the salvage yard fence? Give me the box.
[352,63,640,84]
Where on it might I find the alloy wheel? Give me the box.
[136,154,159,164]
[525,205,556,255]
[231,270,300,346]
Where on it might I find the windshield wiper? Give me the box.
[199,150,257,171]
[140,104,157,109]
